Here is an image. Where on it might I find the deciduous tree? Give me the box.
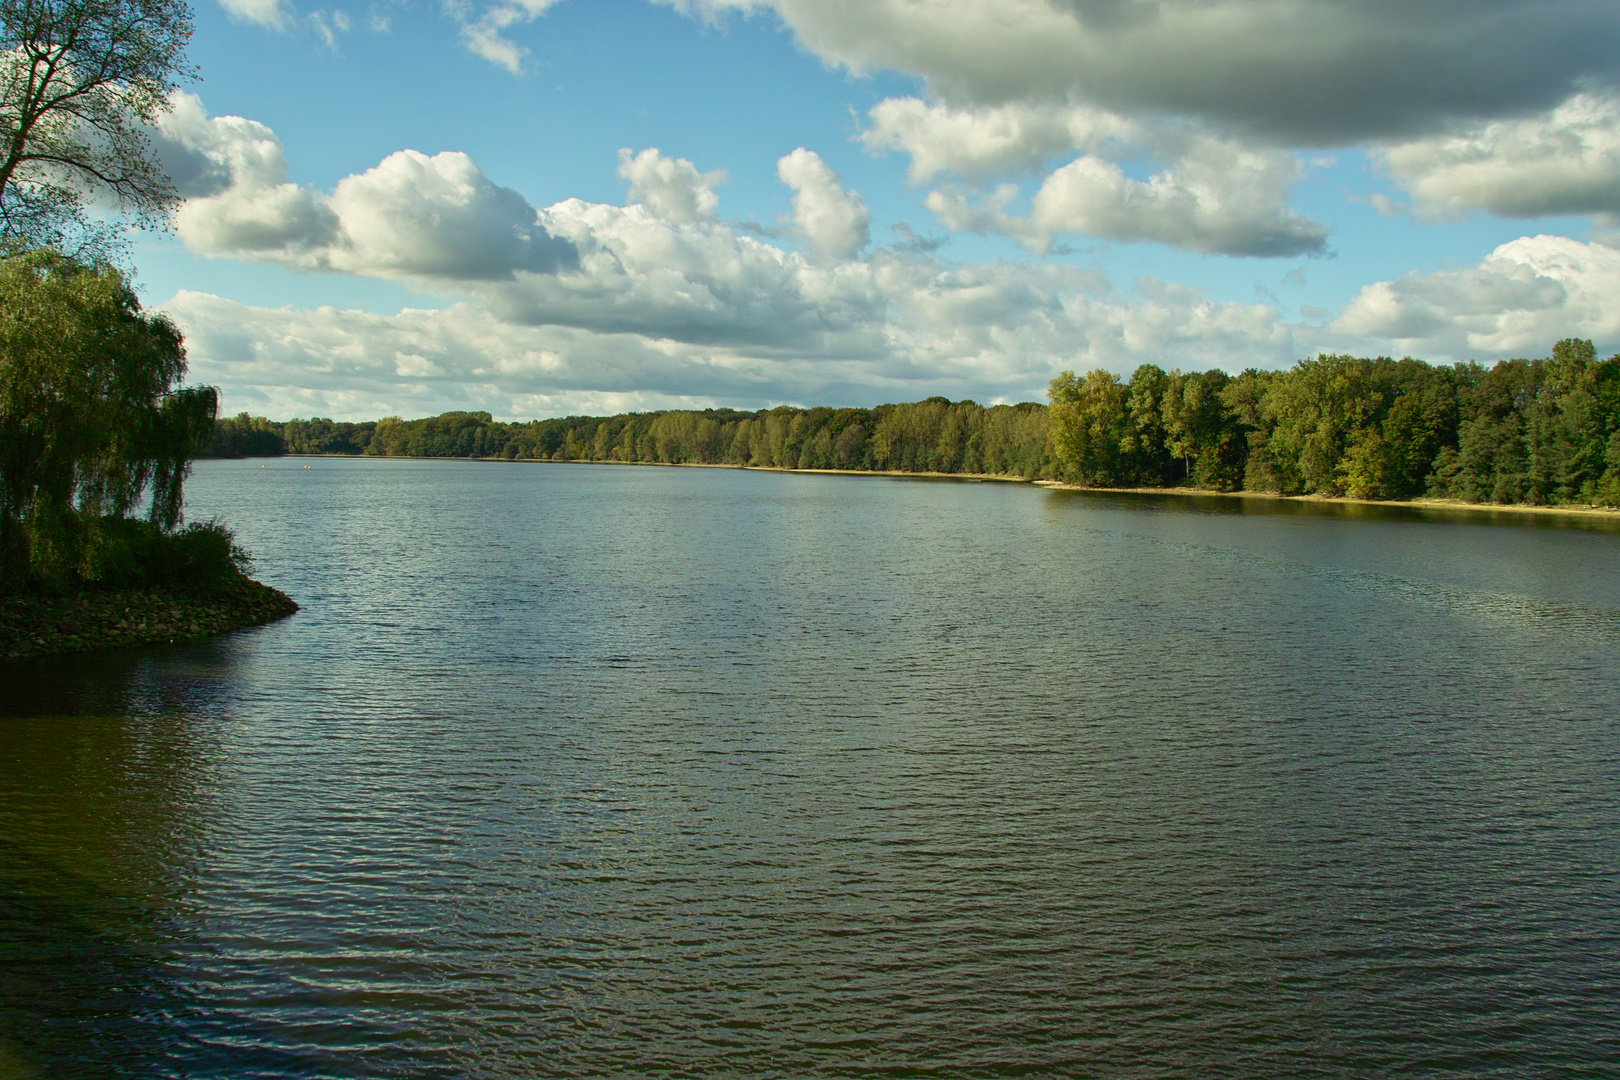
[1,0,194,253]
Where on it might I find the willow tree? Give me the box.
[1,0,194,254]
[0,248,214,589]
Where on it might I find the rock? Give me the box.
[0,579,299,658]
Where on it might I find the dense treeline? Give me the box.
[1049,339,1620,505]
[206,339,1620,507]
[206,398,1058,478]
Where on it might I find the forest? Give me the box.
[205,339,1620,508]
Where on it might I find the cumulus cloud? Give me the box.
[327,150,576,279]
[662,0,1620,145]
[617,148,728,223]
[154,92,289,200]
[695,2,1620,244]
[156,93,340,256]
[776,148,870,261]
[150,98,1317,419]
[155,96,1613,422]
[926,136,1327,258]
[1333,234,1620,358]
[154,96,574,280]
[164,292,740,419]
[485,197,886,350]
[1377,94,1620,220]
[859,96,1326,257]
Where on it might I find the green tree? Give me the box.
[1,0,195,253]
[0,248,214,589]
[1122,364,1173,483]
[1048,369,1127,484]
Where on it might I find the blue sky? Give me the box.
[139,0,1620,419]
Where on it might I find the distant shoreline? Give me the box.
[268,453,1037,483]
[252,453,1620,521]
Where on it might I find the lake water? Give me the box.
[3,458,1619,1078]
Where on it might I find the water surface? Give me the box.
[3,459,1618,1077]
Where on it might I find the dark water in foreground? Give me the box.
[3,459,1619,1078]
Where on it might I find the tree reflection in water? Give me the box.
[0,643,313,1077]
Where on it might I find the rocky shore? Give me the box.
[0,577,298,659]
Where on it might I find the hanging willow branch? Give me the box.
[0,247,215,589]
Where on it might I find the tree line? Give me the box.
[205,399,1058,478]
[1048,339,1620,505]
[208,339,1620,508]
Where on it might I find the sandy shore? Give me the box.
[1034,480,1620,521]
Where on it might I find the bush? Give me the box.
[80,517,251,594]
[4,514,251,596]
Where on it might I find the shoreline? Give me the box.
[245,454,1620,520]
[267,453,1033,482]
[1,577,298,659]
[1034,480,1620,520]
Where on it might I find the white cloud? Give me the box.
[617,148,728,223]
[155,97,1615,422]
[776,148,870,261]
[308,9,350,50]
[216,0,292,31]
[858,96,1325,257]
[156,98,574,280]
[1333,234,1620,358]
[926,136,1327,258]
[156,93,340,256]
[326,150,575,279]
[1378,94,1620,220]
[453,0,564,73]
[155,93,291,199]
[483,198,887,351]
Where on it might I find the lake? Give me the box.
[3,458,1618,1077]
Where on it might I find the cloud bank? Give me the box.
[154,95,1614,421]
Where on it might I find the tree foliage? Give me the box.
[0,0,194,253]
[1051,342,1620,505]
[0,247,215,590]
[205,400,1058,479]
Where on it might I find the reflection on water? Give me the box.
[0,713,213,1074]
[2,459,1618,1077]
[1055,485,1620,531]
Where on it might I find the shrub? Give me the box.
[78,516,251,594]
